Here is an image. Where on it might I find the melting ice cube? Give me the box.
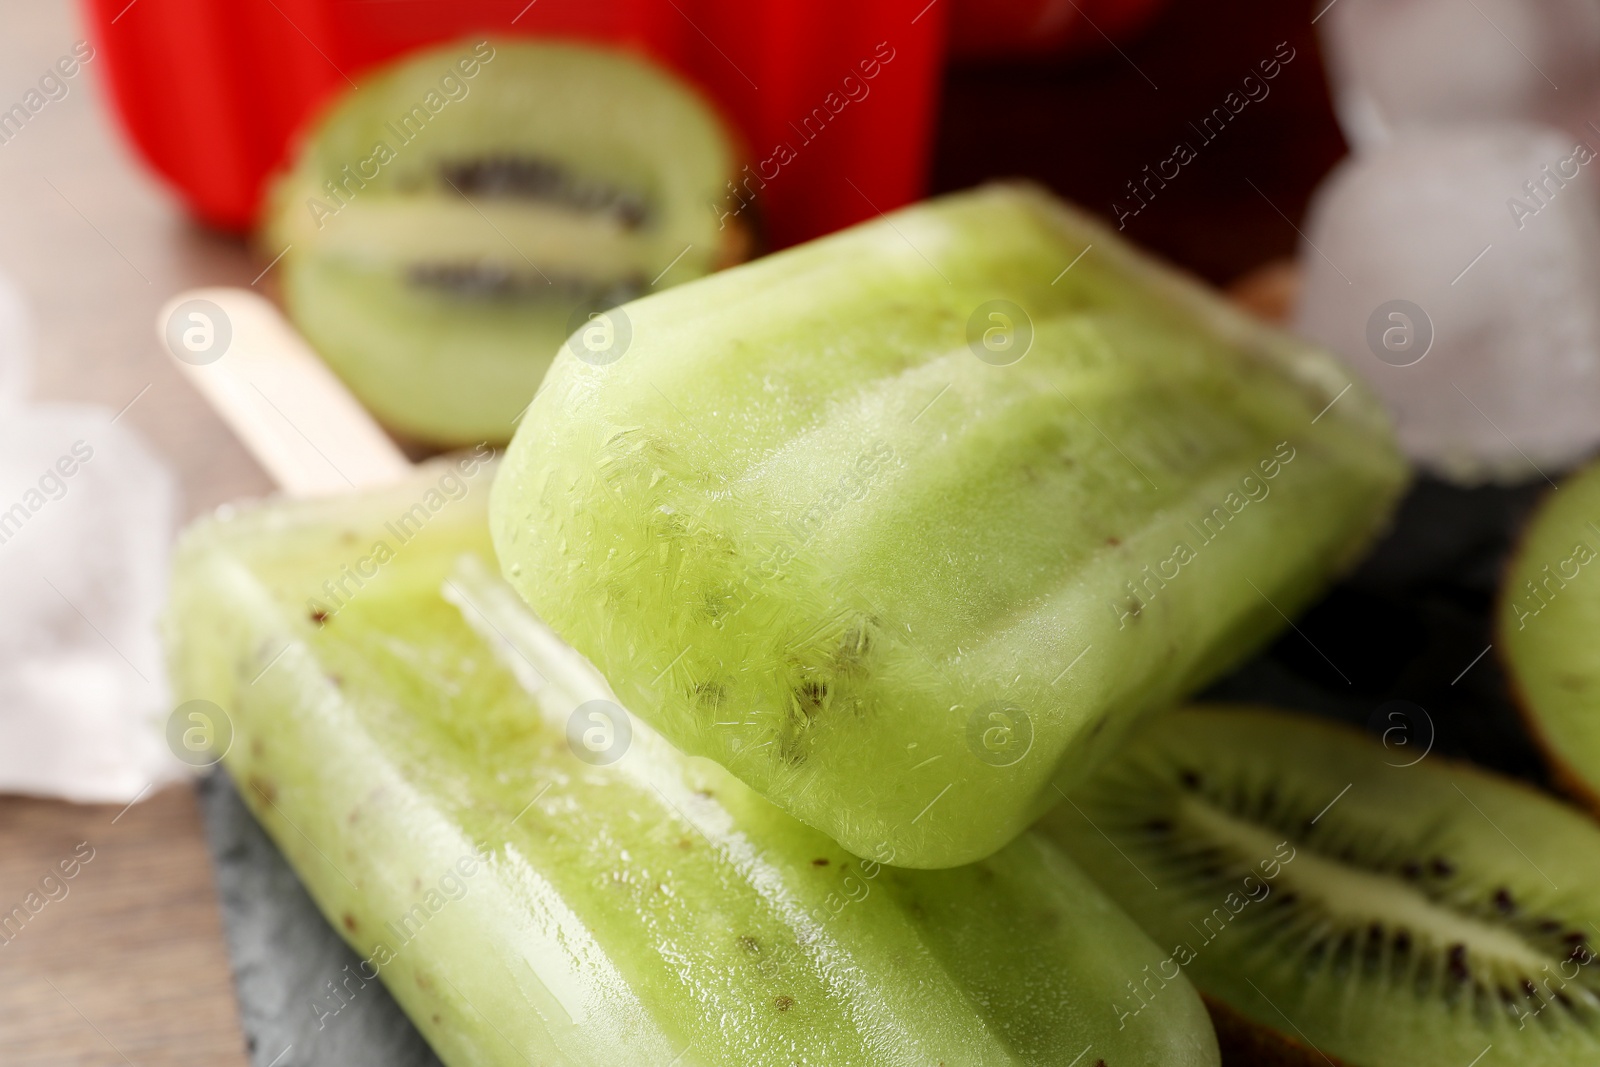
[1321,0,1600,149]
[0,401,183,801]
[1295,123,1600,484]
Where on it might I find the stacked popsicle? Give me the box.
[166,183,1413,1063]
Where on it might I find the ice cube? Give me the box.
[0,273,31,408]
[0,403,184,802]
[1321,0,1600,149]
[1294,123,1600,484]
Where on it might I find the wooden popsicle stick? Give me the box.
[156,287,413,497]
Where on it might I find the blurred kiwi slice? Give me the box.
[1040,705,1600,1067]
[1501,458,1600,814]
[266,39,747,445]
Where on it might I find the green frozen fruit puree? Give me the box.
[266,39,745,446]
[164,461,1221,1067]
[490,183,1407,868]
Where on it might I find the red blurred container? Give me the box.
[947,0,1167,61]
[82,0,949,248]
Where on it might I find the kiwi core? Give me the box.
[1180,798,1560,981]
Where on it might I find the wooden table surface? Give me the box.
[0,789,249,1066]
[0,0,267,1062]
[0,0,1341,1063]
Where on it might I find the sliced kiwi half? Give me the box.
[265,39,747,445]
[1501,458,1600,814]
[1039,705,1600,1067]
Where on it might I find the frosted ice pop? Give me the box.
[164,464,1221,1067]
[491,183,1408,868]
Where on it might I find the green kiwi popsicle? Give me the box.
[164,462,1220,1067]
[491,184,1408,868]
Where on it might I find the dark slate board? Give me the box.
[197,477,1559,1067]
[1202,477,1553,785]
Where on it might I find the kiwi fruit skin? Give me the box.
[1500,459,1600,816]
[1205,996,1347,1067]
[266,38,746,446]
[1039,704,1600,1067]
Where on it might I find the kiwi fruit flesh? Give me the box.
[1040,704,1600,1067]
[1501,457,1600,813]
[266,39,746,446]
